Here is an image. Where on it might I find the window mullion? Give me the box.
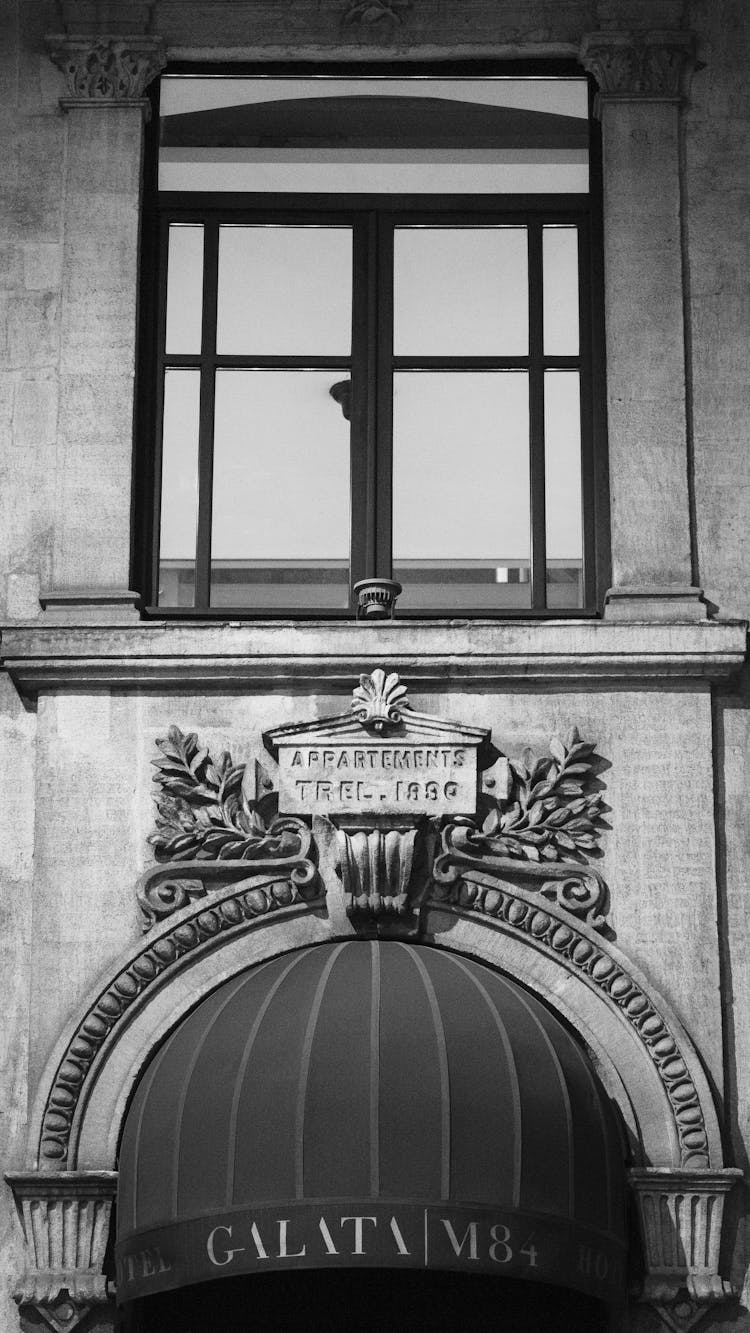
[350,213,377,594]
[578,217,597,610]
[151,215,170,607]
[375,213,395,581]
[528,219,547,610]
[194,219,220,609]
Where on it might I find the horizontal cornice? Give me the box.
[0,619,746,700]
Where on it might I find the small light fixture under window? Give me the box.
[354,578,402,620]
[329,379,352,421]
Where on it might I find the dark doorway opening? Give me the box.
[127,1269,611,1332]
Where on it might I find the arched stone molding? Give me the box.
[27,869,724,1177]
[13,872,742,1329]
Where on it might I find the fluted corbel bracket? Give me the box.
[629,1167,743,1331]
[46,34,166,115]
[580,31,697,105]
[6,1171,117,1333]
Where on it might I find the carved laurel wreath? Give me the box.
[478,729,604,864]
[149,726,300,863]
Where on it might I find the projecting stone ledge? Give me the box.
[0,619,746,702]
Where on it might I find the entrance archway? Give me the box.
[115,940,627,1324]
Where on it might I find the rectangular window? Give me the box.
[146,73,599,616]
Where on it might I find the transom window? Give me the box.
[146,74,600,616]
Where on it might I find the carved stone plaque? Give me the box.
[264,670,491,821]
[276,740,476,817]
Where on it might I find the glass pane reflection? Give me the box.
[158,369,200,607]
[217,226,353,355]
[543,226,579,355]
[210,370,351,608]
[393,372,530,609]
[545,371,583,608]
[165,225,204,354]
[394,228,528,356]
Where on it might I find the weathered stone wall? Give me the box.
[0,0,61,622]
[686,0,750,622]
[2,1,750,1331]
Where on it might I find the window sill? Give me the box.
[1,617,746,704]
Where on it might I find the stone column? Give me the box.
[42,34,165,623]
[580,32,703,622]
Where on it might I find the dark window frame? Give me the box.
[134,65,609,621]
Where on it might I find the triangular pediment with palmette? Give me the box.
[263,684,491,756]
[263,669,492,821]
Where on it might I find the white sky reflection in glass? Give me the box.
[544,371,583,561]
[394,228,528,356]
[543,227,580,355]
[158,370,200,606]
[211,370,350,560]
[217,226,352,355]
[393,372,530,558]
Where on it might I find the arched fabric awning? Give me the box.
[115,942,626,1305]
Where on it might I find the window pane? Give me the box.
[158,370,201,607]
[393,372,530,609]
[160,76,589,194]
[210,370,350,608]
[545,371,583,608]
[543,226,579,355]
[165,224,204,354]
[216,226,352,355]
[394,228,528,356]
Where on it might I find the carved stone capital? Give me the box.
[6,1171,117,1333]
[580,31,697,103]
[629,1167,743,1330]
[46,34,166,112]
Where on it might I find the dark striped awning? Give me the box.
[116,941,626,1304]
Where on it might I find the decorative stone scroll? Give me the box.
[629,1168,743,1331]
[46,35,166,111]
[433,820,609,930]
[579,31,697,103]
[6,1171,116,1333]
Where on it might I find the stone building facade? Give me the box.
[2,1,750,1331]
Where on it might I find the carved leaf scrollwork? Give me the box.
[149,725,299,863]
[477,728,604,863]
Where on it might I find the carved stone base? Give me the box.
[38,588,141,624]
[604,586,709,623]
[6,1171,117,1333]
[629,1167,743,1330]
